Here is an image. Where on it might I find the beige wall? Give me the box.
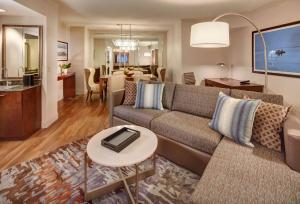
[69,27,85,94]
[93,38,106,67]
[57,21,70,101]
[226,0,300,120]
[167,20,182,82]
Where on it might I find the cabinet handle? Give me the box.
[0,94,6,97]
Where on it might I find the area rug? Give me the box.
[0,138,200,204]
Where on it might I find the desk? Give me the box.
[205,78,264,92]
[58,72,76,98]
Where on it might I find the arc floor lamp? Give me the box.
[190,13,268,92]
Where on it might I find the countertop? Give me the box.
[0,84,41,92]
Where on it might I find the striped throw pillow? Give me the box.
[209,92,261,147]
[134,82,165,110]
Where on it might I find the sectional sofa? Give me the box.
[109,83,300,203]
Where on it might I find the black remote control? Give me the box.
[240,80,250,85]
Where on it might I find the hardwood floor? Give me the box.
[0,95,109,171]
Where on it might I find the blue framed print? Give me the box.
[252,21,300,78]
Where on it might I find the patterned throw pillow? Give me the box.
[209,92,261,147]
[134,81,165,110]
[123,81,137,105]
[251,100,291,152]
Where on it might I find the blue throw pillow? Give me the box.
[209,92,261,147]
[134,82,165,110]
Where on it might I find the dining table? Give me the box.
[99,75,109,101]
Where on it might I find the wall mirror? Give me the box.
[2,25,43,79]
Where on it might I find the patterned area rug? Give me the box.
[0,138,200,204]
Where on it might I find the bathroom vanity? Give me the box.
[0,24,43,139]
[0,84,41,139]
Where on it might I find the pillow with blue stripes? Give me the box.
[209,92,261,147]
[134,81,165,110]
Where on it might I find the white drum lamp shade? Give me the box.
[190,22,230,48]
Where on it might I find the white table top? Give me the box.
[87,125,158,167]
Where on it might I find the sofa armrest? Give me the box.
[109,89,125,127]
[284,116,300,173]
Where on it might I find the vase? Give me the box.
[63,69,68,75]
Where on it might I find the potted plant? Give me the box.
[59,63,71,75]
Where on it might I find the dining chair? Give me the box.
[107,75,126,93]
[84,68,103,101]
[183,72,196,85]
[157,67,166,82]
[94,67,101,83]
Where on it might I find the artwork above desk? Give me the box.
[57,72,76,99]
[205,78,264,93]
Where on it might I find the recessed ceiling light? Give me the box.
[0,9,7,13]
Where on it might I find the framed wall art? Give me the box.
[57,41,68,61]
[252,21,300,78]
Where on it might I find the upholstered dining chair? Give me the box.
[108,75,126,92]
[157,67,166,82]
[183,72,196,85]
[84,68,104,101]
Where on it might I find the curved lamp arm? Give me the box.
[213,12,268,92]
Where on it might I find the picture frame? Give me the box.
[57,41,68,61]
[252,21,300,78]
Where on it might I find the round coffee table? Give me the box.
[84,125,158,203]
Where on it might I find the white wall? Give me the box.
[225,0,300,120]
[15,0,59,128]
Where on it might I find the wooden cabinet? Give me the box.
[0,85,41,139]
[58,72,76,99]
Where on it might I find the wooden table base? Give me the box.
[84,152,156,203]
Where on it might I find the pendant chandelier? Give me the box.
[113,24,138,51]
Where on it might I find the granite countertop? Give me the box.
[0,84,41,92]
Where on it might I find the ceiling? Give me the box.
[56,0,278,29]
[0,0,41,17]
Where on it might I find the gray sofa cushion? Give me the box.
[113,105,169,129]
[191,138,300,203]
[231,89,283,105]
[162,82,176,109]
[151,111,222,154]
[172,85,230,118]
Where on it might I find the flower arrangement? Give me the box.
[59,63,71,75]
